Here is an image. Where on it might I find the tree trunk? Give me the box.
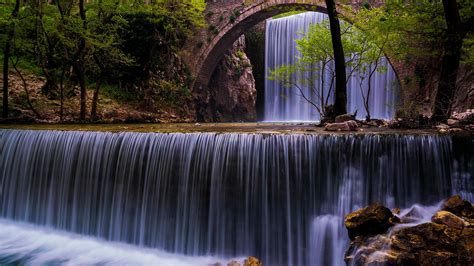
[325,0,347,116]
[77,0,87,120]
[2,0,20,118]
[11,59,41,119]
[91,78,101,120]
[432,0,465,121]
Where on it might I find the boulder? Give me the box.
[335,114,355,123]
[432,211,469,230]
[442,195,474,220]
[345,196,474,266]
[244,257,262,266]
[344,203,399,240]
[325,120,358,132]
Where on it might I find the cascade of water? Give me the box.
[0,219,243,265]
[1,129,472,265]
[264,12,399,122]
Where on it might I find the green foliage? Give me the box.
[462,33,474,65]
[269,19,386,118]
[229,8,240,23]
[101,83,136,103]
[0,0,206,116]
[349,1,465,61]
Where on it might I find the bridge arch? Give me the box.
[192,0,338,92]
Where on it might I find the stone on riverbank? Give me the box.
[335,114,355,123]
[325,120,358,131]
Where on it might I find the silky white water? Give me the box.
[264,12,399,122]
[0,219,242,265]
[1,130,472,265]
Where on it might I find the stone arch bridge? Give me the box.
[185,0,388,93]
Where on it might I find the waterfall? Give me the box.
[264,12,399,122]
[1,129,473,265]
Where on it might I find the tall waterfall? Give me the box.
[1,129,472,265]
[264,12,399,122]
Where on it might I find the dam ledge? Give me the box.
[0,122,462,135]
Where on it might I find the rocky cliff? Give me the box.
[197,35,257,122]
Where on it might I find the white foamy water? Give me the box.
[0,219,241,266]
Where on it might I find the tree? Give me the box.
[87,0,133,120]
[2,0,20,118]
[269,21,336,118]
[325,0,347,116]
[432,0,466,121]
[351,7,392,121]
[1,0,206,121]
[74,0,87,120]
[269,20,386,121]
[357,1,473,121]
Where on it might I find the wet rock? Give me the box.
[335,114,355,123]
[432,211,469,230]
[442,195,474,220]
[400,205,428,223]
[392,208,401,215]
[325,120,358,132]
[244,256,262,266]
[344,203,399,240]
[345,196,474,266]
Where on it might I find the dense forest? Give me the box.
[0,0,473,125]
[1,0,206,122]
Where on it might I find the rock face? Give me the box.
[442,195,474,222]
[344,196,474,265]
[325,120,359,132]
[345,203,400,240]
[198,35,257,122]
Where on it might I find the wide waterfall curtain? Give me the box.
[3,130,471,265]
[264,12,400,122]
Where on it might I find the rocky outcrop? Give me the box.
[198,35,257,122]
[442,195,474,222]
[344,196,474,265]
[345,203,400,240]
